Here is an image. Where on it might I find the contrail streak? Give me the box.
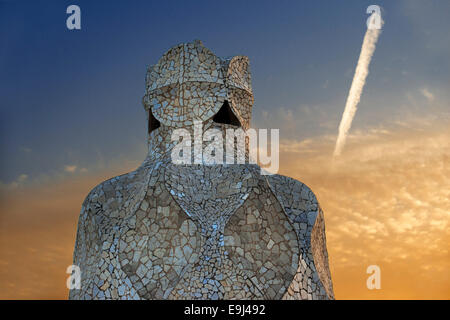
[333,14,383,157]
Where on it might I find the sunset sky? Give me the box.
[0,0,449,299]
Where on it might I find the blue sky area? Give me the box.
[1,0,449,183]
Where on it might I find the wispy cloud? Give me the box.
[0,174,28,190]
[421,87,435,102]
[64,165,78,173]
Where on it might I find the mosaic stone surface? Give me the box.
[69,40,334,300]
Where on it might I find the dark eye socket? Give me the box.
[212,100,241,127]
[148,108,161,134]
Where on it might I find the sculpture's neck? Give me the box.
[143,120,251,166]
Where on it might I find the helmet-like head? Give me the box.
[143,40,254,134]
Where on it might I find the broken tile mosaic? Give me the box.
[69,40,334,300]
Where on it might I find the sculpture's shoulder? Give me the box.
[72,167,149,263]
[70,168,147,299]
[73,169,142,252]
[80,166,150,222]
[265,173,321,249]
[266,173,319,218]
[266,173,332,254]
[267,174,334,300]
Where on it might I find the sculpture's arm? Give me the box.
[310,205,334,299]
[69,188,104,299]
[266,174,334,299]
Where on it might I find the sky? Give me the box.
[0,0,449,299]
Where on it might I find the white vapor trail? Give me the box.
[333,14,383,157]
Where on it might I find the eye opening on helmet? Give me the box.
[212,100,241,127]
[148,108,161,134]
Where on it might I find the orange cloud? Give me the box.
[0,170,128,299]
[278,119,450,299]
[0,118,448,299]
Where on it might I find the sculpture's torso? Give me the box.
[70,156,333,300]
